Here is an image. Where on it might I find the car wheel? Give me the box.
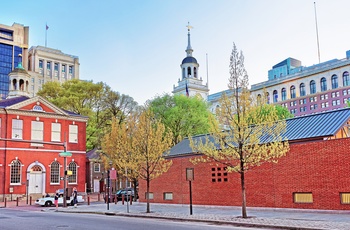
[45,201,52,207]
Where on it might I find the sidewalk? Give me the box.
[47,201,350,230]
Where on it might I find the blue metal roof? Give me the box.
[0,96,30,107]
[182,56,197,64]
[168,108,350,157]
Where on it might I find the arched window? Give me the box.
[320,77,327,92]
[343,72,350,86]
[281,88,286,101]
[50,161,60,184]
[266,92,270,104]
[300,83,305,97]
[290,85,296,99]
[310,80,316,94]
[193,67,197,78]
[273,90,278,103]
[68,162,77,184]
[182,68,185,79]
[187,67,191,77]
[10,159,21,184]
[331,75,338,89]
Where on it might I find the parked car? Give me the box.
[35,194,84,207]
[104,188,137,203]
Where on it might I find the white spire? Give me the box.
[186,22,193,57]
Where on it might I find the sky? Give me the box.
[2,0,350,104]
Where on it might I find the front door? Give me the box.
[28,165,43,194]
[94,179,100,193]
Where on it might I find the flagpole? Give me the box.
[314,2,321,64]
[45,23,48,47]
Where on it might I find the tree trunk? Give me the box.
[146,177,150,213]
[240,166,247,218]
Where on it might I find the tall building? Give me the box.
[172,24,209,99]
[251,53,350,116]
[0,23,29,99]
[28,46,80,96]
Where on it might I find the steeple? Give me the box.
[186,22,193,57]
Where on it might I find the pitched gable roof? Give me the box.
[169,108,350,157]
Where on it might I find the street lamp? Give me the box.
[59,150,72,208]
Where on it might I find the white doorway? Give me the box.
[28,165,43,194]
[93,179,100,193]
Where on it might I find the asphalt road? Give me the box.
[0,208,270,230]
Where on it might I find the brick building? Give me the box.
[139,108,350,210]
[0,95,88,200]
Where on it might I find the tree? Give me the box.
[149,94,212,145]
[37,80,138,150]
[190,43,290,218]
[101,108,173,213]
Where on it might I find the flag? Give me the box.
[186,83,189,97]
[46,24,49,30]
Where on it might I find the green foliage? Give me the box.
[148,94,212,145]
[37,79,138,150]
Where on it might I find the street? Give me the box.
[0,209,272,230]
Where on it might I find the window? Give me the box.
[145,192,154,200]
[94,163,100,172]
[62,65,66,72]
[310,80,316,94]
[266,92,270,104]
[300,106,307,112]
[68,162,77,184]
[293,193,313,203]
[10,159,21,184]
[69,125,78,143]
[320,94,328,100]
[211,167,228,183]
[343,72,350,87]
[299,99,306,105]
[290,86,296,99]
[331,75,338,89]
[69,66,73,74]
[47,62,51,70]
[290,101,297,107]
[321,102,329,108]
[51,123,61,142]
[332,100,340,106]
[163,192,173,200]
[54,63,59,71]
[331,92,340,98]
[309,96,317,102]
[12,119,23,139]
[50,161,60,184]
[281,88,286,101]
[39,60,43,69]
[344,89,348,96]
[273,90,278,103]
[340,193,350,204]
[300,83,305,97]
[31,121,43,141]
[320,77,327,92]
[290,108,297,114]
[310,104,318,110]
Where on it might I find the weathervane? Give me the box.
[186,22,193,32]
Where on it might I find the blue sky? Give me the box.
[2,0,350,104]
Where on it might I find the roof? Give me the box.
[0,96,30,107]
[168,108,350,157]
[86,148,101,160]
[182,56,197,64]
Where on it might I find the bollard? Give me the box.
[4,198,6,207]
[114,194,117,204]
[122,194,124,205]
[16,197,19,206]
[88,196,90,205]
[30,196,32,205]
[98,193,100,202]
[130,196,132,205]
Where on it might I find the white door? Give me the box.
[28,166,43,194]
[93,179,100,193]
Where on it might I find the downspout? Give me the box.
[3,108,8,201]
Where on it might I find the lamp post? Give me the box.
[186,168,194,215]
[59,149,72,208]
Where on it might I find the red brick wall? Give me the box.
[139,138,350,210]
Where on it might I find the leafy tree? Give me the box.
[346,100,350,108]
[149,94,212,145]
[37,79,138,150]
[102,108,173,213]
[190,43,290,218]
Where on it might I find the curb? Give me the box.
[56,209,325,230]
